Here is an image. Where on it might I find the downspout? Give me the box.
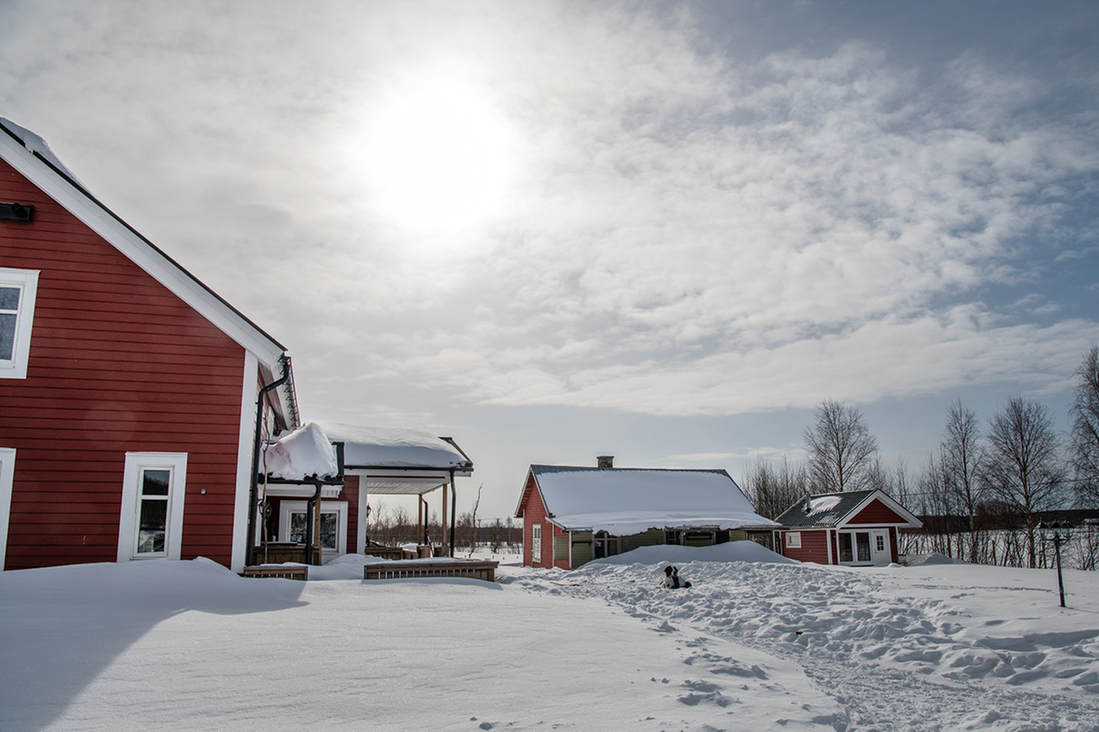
[448,468,456,558]
[305,443,343,566]
[245,355,290,568]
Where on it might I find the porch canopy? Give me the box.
[262,421,473,555]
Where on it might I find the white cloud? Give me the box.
[3,1,1097,421]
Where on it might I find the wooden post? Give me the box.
[441,484,448,555]
[313,494,322,565]
[417,495,424,547]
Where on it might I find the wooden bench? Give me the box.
[242,565,308,581]
[363,560,499,582]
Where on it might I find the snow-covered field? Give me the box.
[2,544,1097,731]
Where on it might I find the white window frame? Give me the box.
[786,532,802,549]
[0,447,15,570]
[837,529,878,565]
[278,500,348,561]
[531,523,542,563]
[0,268,39,379]
[117,453,188,562]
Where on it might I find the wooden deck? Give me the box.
[363,560,499,582]
[242,565,309,581]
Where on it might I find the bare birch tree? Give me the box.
[804,399,878,492]
[742,456,808,519]
[1071,345,1099,507]
[940,400,985,563]
[981,396,1067,568]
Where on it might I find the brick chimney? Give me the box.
[597,455,614,469]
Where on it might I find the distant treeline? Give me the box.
[741,346,1099,571]
[365,501,522,553]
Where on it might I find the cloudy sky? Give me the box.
[3,1,1098,518]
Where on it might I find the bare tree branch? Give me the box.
[803,399,878,492]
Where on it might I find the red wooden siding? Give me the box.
[342,475,359,554]
[0,159,248,570]
[779,529,830,564]
[847,500,906,525]
[518,473,553,568]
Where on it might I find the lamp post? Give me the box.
[1039,521,1074,608]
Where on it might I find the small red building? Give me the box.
[0,118,297,573]
[515,457,776,569]
[774,489,922,566]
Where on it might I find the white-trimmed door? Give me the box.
[279,500,348,563]
[871,529,891,566]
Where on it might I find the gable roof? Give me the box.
[0,118,287,371]
[518,465,777,535]
[776,489,922,529]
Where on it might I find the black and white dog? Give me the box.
[662,565,692,589]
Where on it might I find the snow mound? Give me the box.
[590,540,796,566]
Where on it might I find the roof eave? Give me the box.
[0,119,287,367]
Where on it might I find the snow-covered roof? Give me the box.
[523,465,777,535]
[316,422,472,472]
[775,489,922,529]
[264,421,473,484]
[0,117,85,187]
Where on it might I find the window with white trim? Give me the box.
[278,500,348,561]
[531,524,542,562]
[786,532,802,548]
[0,268,39,379]
[117,453,188,562]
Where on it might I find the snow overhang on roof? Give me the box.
[0,117,85,186]
[317,422,473,474]
[264,422,339,481]
[528,466,779,536]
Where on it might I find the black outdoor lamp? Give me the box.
[1039,521,1074,608]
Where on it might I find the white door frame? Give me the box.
[117,452,188,562]
[279,500,348,562]
[871,529,891,566]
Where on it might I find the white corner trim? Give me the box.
[0,268,39,380]
[357,482,369,555]
[230,352,258,573]
[0,448,15,570]
[117,452,188,562]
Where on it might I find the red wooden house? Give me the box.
[515,457,776,569]
[0,117,298,573]
[774,489,922,566]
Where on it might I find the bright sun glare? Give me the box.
[355,60,523,245]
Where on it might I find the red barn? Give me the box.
[0,118,297,573]
[774,489,922,566]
